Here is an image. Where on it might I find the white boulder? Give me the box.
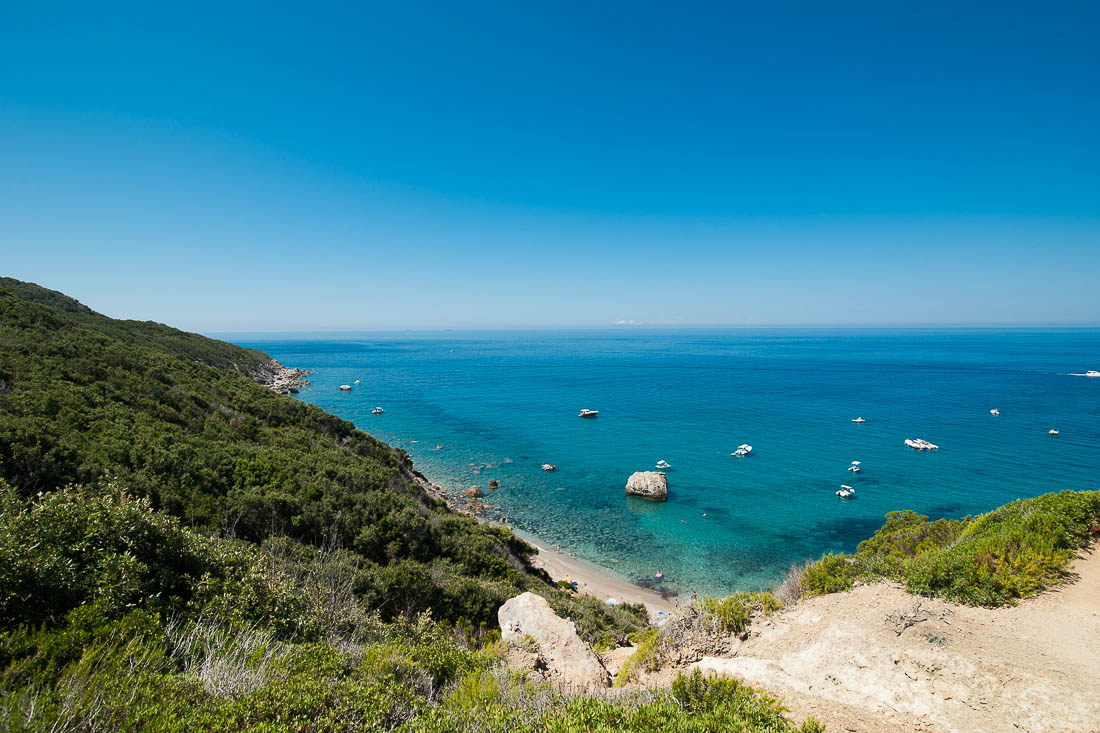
[498,592,610,689]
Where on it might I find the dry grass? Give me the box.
[165,619,298,698]
[774,561,810,606]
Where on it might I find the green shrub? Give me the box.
[800,491,1100,607]
[801,553,860,596]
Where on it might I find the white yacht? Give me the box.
[851,416,867,423]
[541,463,556,471]
[848,460,862,473]
[1049,428,1060,436]
[371,406,384,415]
[339,384,352,391]
[1087,371,1100,377]
[656,460,671,469]
[905,438,939,450]
[731,444,753,457]
[578,408,599,418]
[990,408,999,415]
[836,485,856,498]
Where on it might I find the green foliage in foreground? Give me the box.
[0,483,819,732]
[700,591,783,635]
[800,491,1100,605]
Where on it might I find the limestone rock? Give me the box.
[463,486,482,498]
[498,592,610,689]
[625,471,668,500]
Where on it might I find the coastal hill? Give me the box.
[1,276,1097,731]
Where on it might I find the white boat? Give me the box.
[541,463,556,471]
[578,409,599,418]
[354,380,361,385]
[905,438,939,451]
[836,485,856,498]
[339,384,352,391]
[371,406,384,415]
[851,416,867,423]
[1049,428,1060,436]
[848,460,862,473]
[656,460,671,469]
[1087,371,1100,377]
[731,444,753,457]
[990,408,999,415]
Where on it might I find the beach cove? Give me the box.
[237,328,1100,599]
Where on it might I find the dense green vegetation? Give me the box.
[0,277,559,627]
[799,491,1100,605]
[2,279,823,731]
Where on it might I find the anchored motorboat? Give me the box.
[905,438,939,450]
[541,463,556,471]
[578,409,599,418]
[848,460,862,473]
[656,460,671,469]
[990,408,999,415]
[1087,371,1100,377]
[1049,428,1060,436]
[731,444,753,457]
[836,485,856,498]
[371,406,384,415]
[339,384,352,391]
[851,416,867,423]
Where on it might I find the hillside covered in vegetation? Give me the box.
[0,279,824,731]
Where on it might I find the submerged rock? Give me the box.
[498,592,610,689]
[625,471,668,500]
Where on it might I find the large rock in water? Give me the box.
[498,592,610,689]
[625,471,668,500]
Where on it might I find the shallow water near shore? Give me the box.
[231,329,1100,597]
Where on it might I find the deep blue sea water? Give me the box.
[232,329,1100,598]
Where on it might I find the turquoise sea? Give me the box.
[234,330,1100,598]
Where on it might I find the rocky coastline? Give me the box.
[252,357,313,394]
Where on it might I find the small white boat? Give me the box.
[371,406,384,415]
[836,485,856,498]
[905,438,939,450]
[851,416,867,423]
[848,460,862,473]
[731,444,753,457]
[656,460,671,469]
[339,384,352,391]
[541,463,556,471]
[990,408,999,416]
[1049,428,1060,436]
[1086,370,1100,377]
[354,380,361,385]
[578,409,599,418]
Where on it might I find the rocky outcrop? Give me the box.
[251,358,312,394]
[498,592,610,689]
[625,471,668,500]
[463,486,483,498]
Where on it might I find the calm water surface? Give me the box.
[232,329,1100,597]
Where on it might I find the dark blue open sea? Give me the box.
[232,329,1100,597]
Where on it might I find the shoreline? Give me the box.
[408,468,678,620]
[513,528,677,620]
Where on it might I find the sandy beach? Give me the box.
[516,531,677,620]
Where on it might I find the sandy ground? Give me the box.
[688,544,1100,733]
[519,534,676,619]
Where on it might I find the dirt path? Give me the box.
[691,546,1100,732]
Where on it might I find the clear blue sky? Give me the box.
[2,1,1098,330]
